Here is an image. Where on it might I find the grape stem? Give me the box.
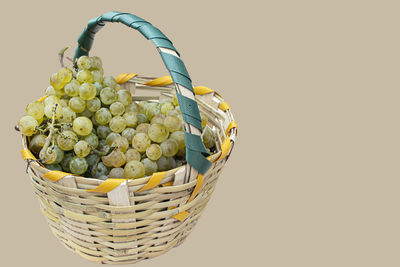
[58,47,69,68]
[39,104,58,163]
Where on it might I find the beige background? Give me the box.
[1,0,399,266]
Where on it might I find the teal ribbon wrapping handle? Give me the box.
[73,11,212,175]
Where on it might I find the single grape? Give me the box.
[106,132,121,146]
[136,123,150,134]
[110,102,125,116]
[125,149,141,162]
[102,150,126,168]
[60,99,69,107]
[55,88,66,97]
[125,102,139,113]
[94,108,112,125]
[91,69,104,83]
[116,89,132,106]
[170,131,185,149]
[86,97,101,112]
[150,114,165,125]
[77,56,92,70]
[73,116,93,136]
[69,156,88,175]
[44,103,63,119]
[68,96,86,113]
[94,82,102,96]
[141,158,158,176]
[74,140,91,157]
[83,133,99,149]
[167,109,181,118]
[79,83,97,100]
[121,128,136,144]
[163,115,181,132]
[45,86,57,96]
[156,156,169,171]
[91,162,109,178]
[60,152,74,172]
[64,79,80,96]
[123,112,138,128]
[109,116,127,133]
[114,84,122,91]
[99,87,117,105]
[136,113,148,124]
[167,157,177,169]
[96,125,112,139]
[177,147,186,157]
[160,139,178,157]
[90,56,102,70]
[144,103,160,121]
[57,68,73,84]
[108,167,124,178]
[103,76,117,88]
[58,106,76,124]
[202,127,215,149]
[43,95,61,107]
[56,130,78,151]
[45,145,64,164]
[112,136,129,152]
[26,101,44,120]
[86,154,100,168]
[146,144,162,161]
[78,108,93,118]
[132,133,151,153]
[124,160,145,179]
[18,115,38,136]
[148,123,169,143]
[160,102,174,116]
[50,72,65,90]
[44,163,62,171]
[76,69,94,83]
[29,134,46,154]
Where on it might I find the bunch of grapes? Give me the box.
[18,55,216,180]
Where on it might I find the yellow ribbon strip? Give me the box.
[21,149,36,160]
[187,174,204,203]
[86,178,127,193]
[136,172,166,192]
[42,170,72,182]
[217,137,232,162]
[219,101,230,111]
[115,73,137,84]
[142,76,173,87]
[169,206,190,221]
[37,96,47,102]
[193,86,214,95]
[162,181,173,187]
[225,121,238,136]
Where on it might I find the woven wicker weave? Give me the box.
[20,12,237,265]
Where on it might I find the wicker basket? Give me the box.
[20,11,237,264]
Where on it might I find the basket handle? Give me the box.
[73,11,211,175]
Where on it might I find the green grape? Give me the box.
[50,72,65,90]
[74,140,91,157]
[58,106,76,124]
[29,134,46,154]
[112,136,129,152]
[123,112,138,128]
[90,56,102,70]
[94,82,102,95]
[78,109,93,118]
[99,87,117,105]
[55,88,66,97]
[86,154,99,168]
[136,123,150,134]
[156,156,169,171]
[148,123,169,143]
[73,116,93,136]
[146,144,162,161]
[18,115,38,136]
[44,145,64,164]
[60,99,69,107]
[44,163,62,171]
[125,102,139,113]
[172,94,179,106]
[110,102,125,116]
[77,56,92,70]
[60,152,74,172]
[44,103,63,119]
[137,113,148,124]
[106,132,121,146]
[121,128,136,144]
[91,69,104,83]
[176,147,186,157]
[91,162,109,178]
[108,167,124,178]
[68,97,86,113]
[150,114,165,125]
[103,76,117,88]
[77,70,94,83]
[202,127,215,149]
[132,133,151,153]
[96,125,112,139]
[95,108,112,125]
[124,160,145,179]
[109,116,127,133]
[58,68,73,84]
[167,157,177,169]
[141,158,158,176]
[64,79,80,96]
[86,97,101,112]
[125,149,141,162]
[163,115,181,132]
[45,86,57,96]
[44,95,61,107]
[102,150,126,168]
[117,90,132,106]
[160,139,178,157]
[26,101,44,120]
[84,133,99,149]
[79,83,97,100]
[114,84,122,91]
[160,102,174,116]
[167,109,181,118]
[97,140,110,154]
[56,130,78,151]
[170,131,185,149]
[69,156,88,175]
[144,103,160,121]
[200,112,208,129]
